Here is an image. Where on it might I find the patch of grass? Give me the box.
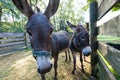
[97,35,120,44]
[97,35,120,40]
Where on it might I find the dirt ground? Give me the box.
[0,49,91,80]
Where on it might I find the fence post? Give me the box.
[24,32,28,49]
[90,1,98,78]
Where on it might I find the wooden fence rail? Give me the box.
[98,42,120,75]
[98,15,120,37]
[0,32,29,55]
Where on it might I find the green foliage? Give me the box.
[0,0,85,33]
[82,3,89,11]
[0,0,19,18]
[51,0,85,32]
[87,0,96,3]
[0,22,25,32]
[0,0,27,32]
[112,3,120,11]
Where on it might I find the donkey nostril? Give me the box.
[37,68,41,73]
[37,64,52,74]
[48,63,52,71]
[50,64,52,67]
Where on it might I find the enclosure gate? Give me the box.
[90,0,120,80]
[0,32,29,55]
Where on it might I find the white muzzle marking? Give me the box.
[82,46,91,56]
[37,56,52,70]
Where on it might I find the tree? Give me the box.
[0,0,19,21]
[0,0,28,32]
[0,0,86,32]
[112,3,120,11]
[51,0,85,32]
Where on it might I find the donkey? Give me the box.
[12,0,69,80]
[66,21,91,74]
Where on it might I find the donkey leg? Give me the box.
[68,49,71,61]
[72,51,76,74]
[40,74,46,80]
[65,50,68,62]
[84,55,86,61]
[54,55,58,80]
[80,53,84,72]
[33,55,37,60]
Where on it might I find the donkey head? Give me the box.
[12,0,60,74]
[66,21,91,56]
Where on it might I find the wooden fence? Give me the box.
[90,0,120,80]
[0,32,30,55]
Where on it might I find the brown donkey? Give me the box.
[66,21,91,74]
[12,0,69,80]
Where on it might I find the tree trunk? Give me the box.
[0,6,2,25]
[0,6,2,32]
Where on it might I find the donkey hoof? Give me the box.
[54,77,57,80]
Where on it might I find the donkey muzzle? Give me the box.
[32,51,52,74]
[82,46,91,56]
[38,64,52,74]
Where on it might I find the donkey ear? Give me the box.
[12,0,34,18]
[66,21,76,31]
[44,0,60,19]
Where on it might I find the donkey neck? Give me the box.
[70,40,82,52]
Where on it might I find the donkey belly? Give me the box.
[51,31,69,55]
[57,35,69,51]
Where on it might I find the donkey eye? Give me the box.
[80,36,85,40]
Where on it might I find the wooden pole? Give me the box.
[24,32,28,49]
[90,1,98,78]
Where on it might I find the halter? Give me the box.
[32,50,51,56]
[73,38,81,51]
